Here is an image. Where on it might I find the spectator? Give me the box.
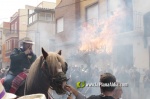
[143,69,150,99]
[113,84,123,99]
[65,73,116,99]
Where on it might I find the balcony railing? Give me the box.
[5,32,18,40]
[85,11,143,34]
[133,11,143,32]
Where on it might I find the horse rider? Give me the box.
[3,37,37,92]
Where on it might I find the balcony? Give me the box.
[114,11,143,38]
[5,32,18,40]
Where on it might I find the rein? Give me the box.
[41,60,53,83]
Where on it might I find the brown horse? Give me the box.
[15,48,68,98]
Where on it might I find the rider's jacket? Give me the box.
[9,48,36,75]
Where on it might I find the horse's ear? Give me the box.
[42,47,48,59]
[58,50,62,55]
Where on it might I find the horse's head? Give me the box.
[41,48,68,95]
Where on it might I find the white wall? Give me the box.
[19,9,28,40]
[133,36,149,69]
[27,21,55,57]
[115,33,149,69]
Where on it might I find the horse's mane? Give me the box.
[26,55,43,86]
[26,52,66,92]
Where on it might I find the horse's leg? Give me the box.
[15,82,25,97]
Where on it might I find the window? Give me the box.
[8,41,10,50]
[39,12,45,20]
[29,17,33,24]
[33,14,37,22]
[15,39,18,48]
[144,12,150,37]
[38,12,53,21]
[52,14,55,21]
[6,41,7,51]
[11,24,14,33]
[11,39,14,49]
[13,24,15,32]
[108,0,133,32]
[108,0,121,13]
[86,3,99,21]
[15,22,17,33]
[46,13,52,21]
[29,10,34,15]
[56,18,64,33]
[14,39,16,48]
[9,40,11,50]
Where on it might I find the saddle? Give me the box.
[9,72,27,93]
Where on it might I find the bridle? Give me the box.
[41,59,69,95]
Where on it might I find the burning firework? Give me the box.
[79,9,127,54]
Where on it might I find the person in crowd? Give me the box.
[0,68,6,78]
[113,84,123,99]
[130,67,140,99]
[3,37,37,92]
[115,67,130,99]
[143,69,150,99]
[65,73,116,99]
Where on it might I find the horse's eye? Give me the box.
[65,62,68,73]
[44,61,49,69]
[65,62,68,67]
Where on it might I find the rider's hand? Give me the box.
[23,68,29,73]
[25,48,31,55]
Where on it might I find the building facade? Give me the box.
[5,12,19,59]
[0,22,10,68]
[79,0,150,69]
[27,1,56,56]
[55,0,80,59]
[55,0,150,69]
[2,6,34,67]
